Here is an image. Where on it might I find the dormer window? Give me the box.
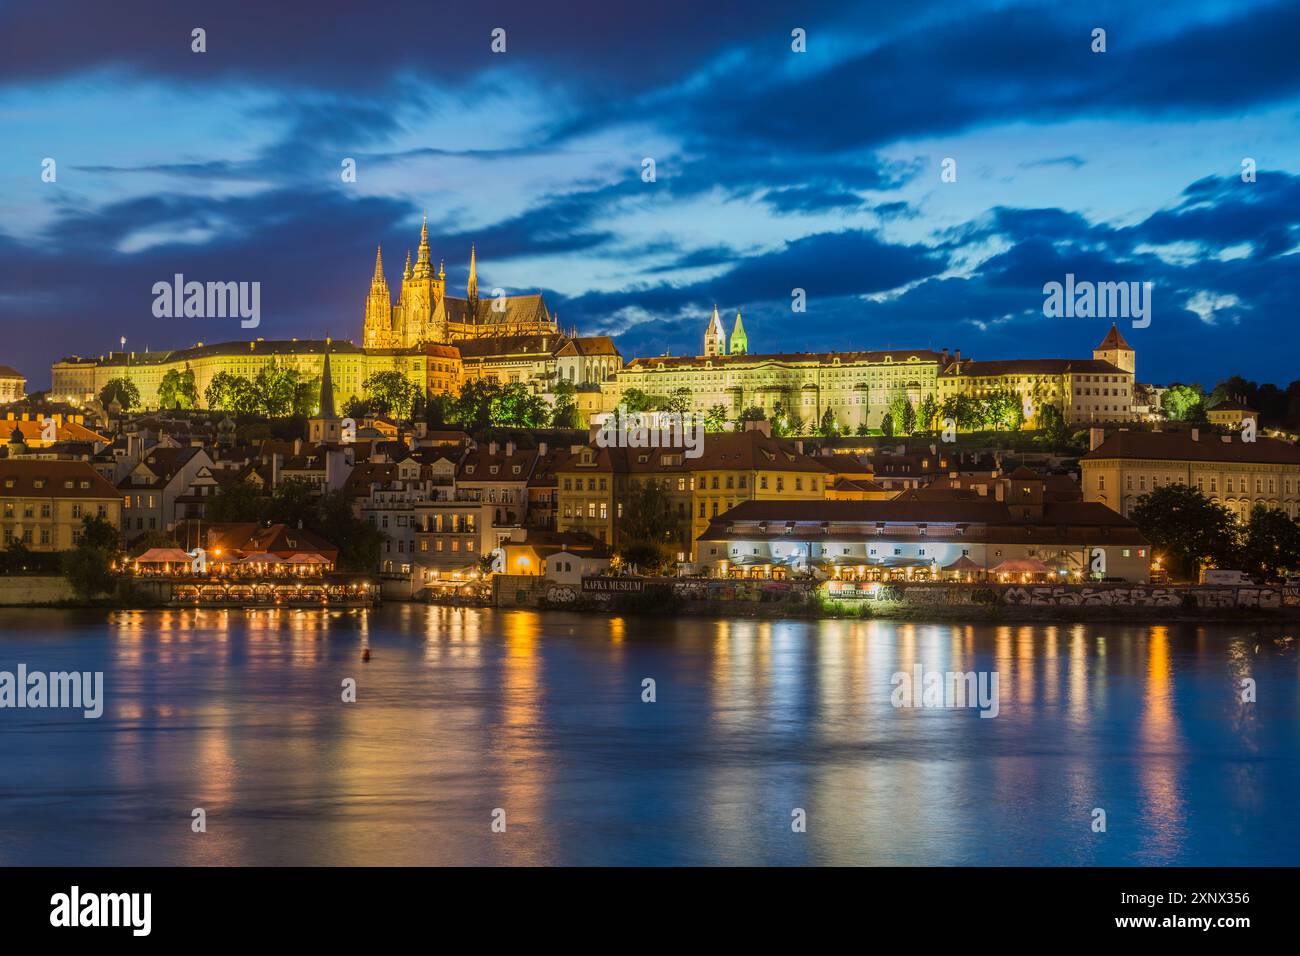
[490,465,499,475]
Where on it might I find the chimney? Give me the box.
[489,441,498,455]
[271,453,282,487]
[994,482,1005,501]
[538,441,548,457]
[954,349,961,362]
[1191,428,1199,442]
[505,441,516,456]
[1089,427,1105,451]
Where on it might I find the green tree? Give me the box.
[1129,484,1240,581]
[362,370,421,420]
[99,377,140,411]
[818,407,839,438]
[62,546,115,599]
[1038,403,1069,444]
[1162,383,1204,421]
[881,412,894,438]
[157,366,198,410]
[551,379,581,429]
[917,394,938,435]
[620,388,661,413]
[664,387,692,415]
[617,479,681,571]
[206,481,271,524]
[492,382,549,427]
[293,376,321,417]
[79,514,121,553]
[62,514,121,599]
[205,371,259,414]
[704,405,729,433]
[737,406,765,430]
[887,395,914,436]
[1240,506,1300,580]
[253,360,302,417]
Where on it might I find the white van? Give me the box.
[1200,569,1253,586]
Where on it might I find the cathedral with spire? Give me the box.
[363,217,557,348]
[703,305,748,357]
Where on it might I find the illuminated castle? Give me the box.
[363,218,557,348]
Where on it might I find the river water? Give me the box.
[0,606,1296,866]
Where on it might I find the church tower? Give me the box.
[729,311,748,355]
[362,246,394,348]
[397,215,448,346]
[467,243,479,325]
[704,305,726,357]
[307,345,343,444]
[1093,323,1135,374]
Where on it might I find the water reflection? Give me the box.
[0,607,1295,865]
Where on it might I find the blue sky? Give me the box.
[2,0,1298,390]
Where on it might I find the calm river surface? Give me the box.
[0,606,1296,866]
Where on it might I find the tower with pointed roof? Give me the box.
[1093,323,1135,374]
[729,311,748,356]
[395,214,448,347]
[466,243,479,323]
[704,305,726,357]
[307,345,343,443]
[362,246,396,348]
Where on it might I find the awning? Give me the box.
[881,557,933,568]
[238,552,285,564]
[990,558,1053,574]
[284,553,330,565]
[942,555,983,572]
[134,548,193,564]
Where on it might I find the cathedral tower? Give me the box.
[729,311,748,355]
[362,246,395,348]
[704,305,726,357]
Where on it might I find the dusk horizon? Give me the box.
[4,0,1299,392]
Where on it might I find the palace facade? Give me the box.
[51,222,621,411]
[599,313,1142,430]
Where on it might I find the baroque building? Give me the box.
[603,308,946,430]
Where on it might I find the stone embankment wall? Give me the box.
[0,576,75,605]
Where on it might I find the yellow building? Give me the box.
[937,325,1136,427]
[604,310,947,431]
[553,431,834,558]
[1206,399,1258,431]
[0,365,26,404]
[50,233,596,412]
[52,339,462,414]
[0,459,122,551]
[1080,429,1300,521]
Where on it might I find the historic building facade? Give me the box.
[1080,429,1300,521]
[937,326,1137,426]
[51,222,620,411]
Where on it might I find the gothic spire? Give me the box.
[318,345,337,419]
[467,243,478,300]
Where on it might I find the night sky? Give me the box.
[2,0,1298,391]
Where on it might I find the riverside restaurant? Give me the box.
[126,547,377,607]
